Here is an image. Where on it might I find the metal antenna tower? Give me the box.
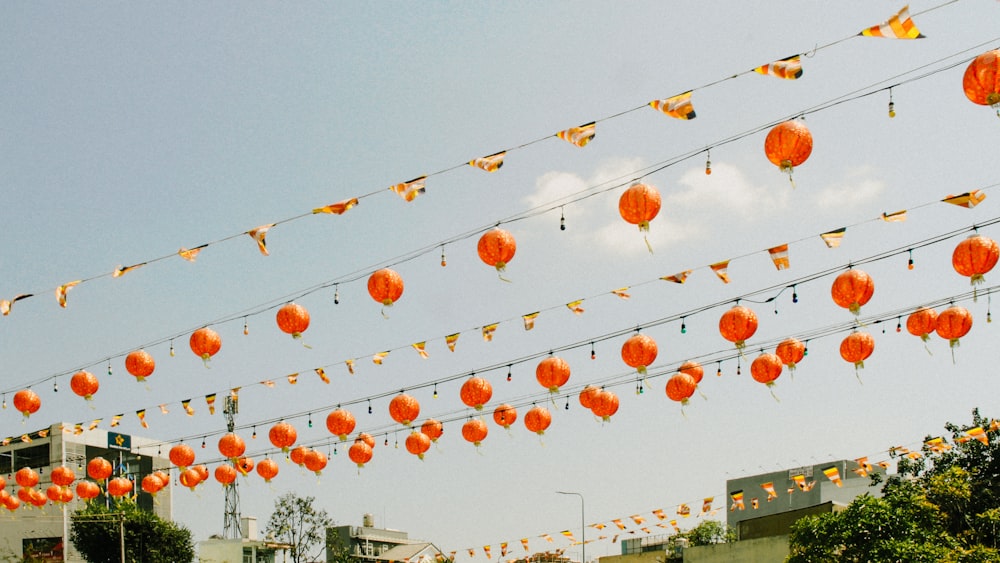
[222,395,242,539]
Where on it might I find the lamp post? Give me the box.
[556,491,585,563]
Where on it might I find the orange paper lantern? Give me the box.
[621,334,658,375]
[420,419,444,442]
[87,457,113,481]
[750,353,783,387]
[168,444,196,470]
[388,393,420,426]
[831,269,875,315]
[303,450,327,476]
[189,327,222,366]
[963,49,1000,112]
[618,182,662,233]
[349,441,373,468]
[906,307,938,342]
[256,459,279,482]
[107,477,133,498]
[719,305,758,350]
[70,370,99,400]
[326,409,357,441]
[952,234,999,286]
[12,389,41,418]
[477,228,517,274]
[764,120,813,180]
[460,376,493,411]
[268,422,298,452]
[461,419,489,447]
[840,332,875,370]
[935,306,973,348]
[536,356,571,393]
[125,349,155,381]
[214,465,237,487]
[217,433,246,460]
[665,373,697,405]
[367,268,404,307]
[405,431,432,460]
[578,385,600,409]
[524,406,552,435]
[590,389,620,422]
[492,404,517,429]
[276,302,310,339]
[678,360,704,384]
[50,466,76,488]
[774,338,806,371]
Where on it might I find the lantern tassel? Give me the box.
[767,384,780,403]
[950,339,960,364]
[643,234,654,254]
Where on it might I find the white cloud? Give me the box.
[812,166,886,209]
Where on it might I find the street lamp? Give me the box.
[556,491,585,563]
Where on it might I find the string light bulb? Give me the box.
[243,318,249,336]
[368,400,373,414]
[170,339,176,357]
[440,246,447,267]
[908,249,914,270]
[590,342,596,360]
[559,207,566,231]
[334,284,340,305]
[680,318,687,334]
[888,88,896,118]
[308,414,313,428]
[705,149,712,175]
[252,426,257,439]
[506,366,512,382]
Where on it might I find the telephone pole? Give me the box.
[223,395,242,538]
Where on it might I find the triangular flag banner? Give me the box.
[854,457,872,476]
[963,426,989,445]
[761,482,778,501]
[630,515,645,526]
[469,151,506,172]
[566,300,585,315]
[182,400,195,416]
[113,263,146,278]
[0,294,32,316]
[751,498,759,510]
[882,210,907,222]
[520,539,529,552]
[561,531,575,543]
[541,534,553,543]
[56,280,81,308]
[612,519,625,530]
[206,393,217,414]
[652,509,666,520]
[768,244,790,270]
[925,437,951,453]
[411,342,429,359]
[286,374,298,385]
[823,466,843,487]
[88,419,101,431]
[345,359,355,375]
[21,434,32,443]
[753,54,803,80]
[483,546,491,559]
[669,520,679,532]
[500,543,508,557]
[942,191,986,208]
[710,261,731,284]
[261,380,275,388]
[611,287,631,299]
[74,424,83,435]
[247,224,275,256]
[556,122,596,147]
[390,176,427,202]
[592,523,607,530]
[702,497,714,514]
[467,550,474,558]
[523,312,540,331]
[730,490,745,511]
[313,197,359,215]
[677,504,691,518]
[649,91,696,120]
[159,404,169,414]
[877,461,891,470]
[372,352,389,365]
[821,227,846,248]
[178,245,206,262]
[859,5,924,39]
[445,333,460,352]
[136,409,148,429]
[110,414,123,428]
[315,368,330,384]
[661,271,691,284]
[482,323,498,342]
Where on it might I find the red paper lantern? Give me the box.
[141,474,164,495]
[460,376,493,411]
[214,465,237,487]
[349,441,373,468]
[276,302,311,339]
[750,353,783,387]
[303,450,327,476]
[217,433,246,460]
[492,404,517,429]
[963,49,1000,112]
[477,228,517,274]
[13,389,41,418]
[50,466,76,488]
[590,390,620,422]
[420,419,444,442]
[618,182,662,233]
[125,349,155,381]
[461,419,489,447]
[268,422,298,452]
[719,305,758,350]
[181,468,204,490]
[952,234,999,286]
[87,457,113,481]
[256,459,279,483]
[15,468,39,488]
[935,306,973,348]
[289,446,309,466]
[107,477,133,498]
[389,394,420,426]
[764,120,813,179]
[906,307,938,342]
[405,431,432,460]
[76,481,100,501]
[831,269,875,315]
[70,370,99,400]
[355,433,375,449]
[678,360,704,384]
[665,373,697,405]
[840,332,875,370]
[169,444,196,470]
[536,356,571,393]
[621,334,658,374]
[189,327,222,366]
[578,385,600,409]
[326,409,357,441]
[774,338,806,371]
[524,406,552,436]
[367,268,404,307]
[194,465,210,483]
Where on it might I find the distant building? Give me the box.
[327,514,438,563]
[0,422,172,562]
[198,517,291,563]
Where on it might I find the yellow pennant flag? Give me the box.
[859,5,924,39]
[178,245,206,262]
[206,393,217,414]
[0,294,32,316]
[661,271,691,284]
[315,368,330,384]
[761,482,778,501]
[566,300,585,315]
[882,210,907,222]
[942,190,986,208]
[754,54,803,80]
[520,538,530,552]
[541,534,553,543]
[56,280,81,308]
[630,515,645,526]
[110,414,123,428]
[730,490,745,511]
[702,497,714,514]
[136,409,149,429]
[822,466,843,487]
[88,419,101,431]
[286,374,298,385]
[390,176,427,202]
[710,261,731,283]
[372,352,389,365]
[556,122,596,147]
[648,91,696,120]
[345,359,355,374]
[247,224,275,256]
[925,437,951,453]
[182,400,195,416]
[612,519,625,530]
[751,498,759,510]
[159,404,169,414]
[113,263,146,278]
[411,342,429,359]
[313,197,359,215]
[469,151,506,172]
[820,227,846,248]
[261,380,275,388]
[445,333,460,352]
[677,504,691,518]
[482,323,499,342]
[560,530,575,543]
[611,287,631,299]
[483,546,491,559]
[652,509,666,520]
[523,312,540,331]
[768,244,790,270]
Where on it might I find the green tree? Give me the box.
[787,409,1000,562]
[265,492,333,563]
[69,499,194,563]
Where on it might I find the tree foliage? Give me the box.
[69,499,194,563]
[787,409,1000,562]
[265,492,333,563]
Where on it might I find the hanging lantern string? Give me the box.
[6,211,1000,397]
[2,28,994,320]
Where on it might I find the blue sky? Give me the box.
[2,1,1000,560]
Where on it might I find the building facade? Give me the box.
[327,514,423,563]
[0,422,172,562]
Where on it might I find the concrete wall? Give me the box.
[683,535,789,563]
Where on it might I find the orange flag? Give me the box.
[445,333,460,352]
[178,245,206,262]
[469,151,506,172]
[556,122,596,147]
[649,91,696,120]
[661,271,691,284]
[754,54,803,80]
[313,197,359,215]
[390,177,427,202]
[247,224,275,256]
[859,5,924,39]
[0,294,32,316]
[710,261,731,283]
[56,280,81,308]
